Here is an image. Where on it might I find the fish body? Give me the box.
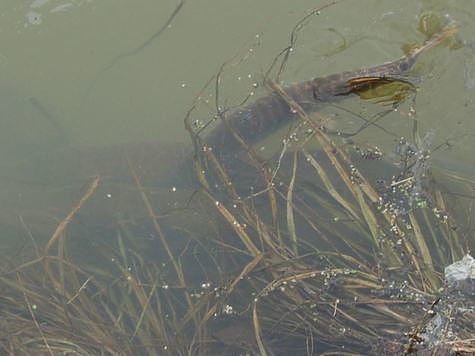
[205,27,457,154]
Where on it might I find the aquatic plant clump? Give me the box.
[186,103,473,353]
[182,12,472,354]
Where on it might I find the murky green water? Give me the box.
[0,1,474,352]
[1,1,473,144]
[0,1,471,243]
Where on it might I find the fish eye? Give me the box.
[399,61,409,71]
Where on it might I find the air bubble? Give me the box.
[26,11,42,25]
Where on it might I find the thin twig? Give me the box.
[17,272,54,356]
[44,176,101,255]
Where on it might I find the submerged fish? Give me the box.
[205,26,458,155]
[0,26,458,246]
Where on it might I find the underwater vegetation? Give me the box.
[1,4,474,356]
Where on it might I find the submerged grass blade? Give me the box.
[286,151,299,255]
[408,212,439,291]
[303,149,362,223]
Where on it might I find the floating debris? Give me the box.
[445,254,475,288]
